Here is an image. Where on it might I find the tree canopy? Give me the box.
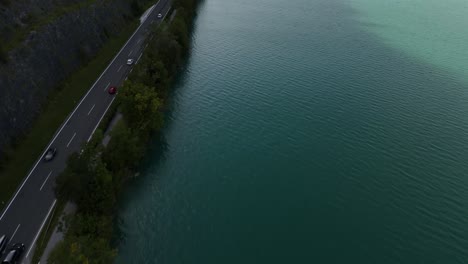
[118,81,163,133]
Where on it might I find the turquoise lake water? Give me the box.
[115,0,468,263]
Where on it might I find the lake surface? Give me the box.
[115,0,468,263]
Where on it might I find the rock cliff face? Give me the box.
[0,0,149,157]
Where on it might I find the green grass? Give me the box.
[31,199,67,264]
[0,20,139,210]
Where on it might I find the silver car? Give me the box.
[43,148,57,162]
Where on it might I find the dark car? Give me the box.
[0,235,8,255]
[43,148,57,161]
[108,86,117,95]
[2,243,24,264]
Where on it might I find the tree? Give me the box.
[170,16,189,54]
[55,153,91,202]
[103,120,144,175]
[48,235,115,264]
[130,0,141,16]
[77,160,115,216]
[0,44,8,64]
[118,81,163,133]
[174,0,197,11]
[133,57,170,90]
[150,28,183,74]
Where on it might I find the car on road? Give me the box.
[127,59,134,65]
[108,86,117,95]
[157,13,162,18]
[0,235,8,255]
[2,243,24,264]
[43,148,57,162]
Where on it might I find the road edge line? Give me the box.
[25,199,57,259]
[87,97,116,142]
[10,223,20,241]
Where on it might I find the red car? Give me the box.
[108,86,117,94]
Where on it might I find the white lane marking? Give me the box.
[145,43,148,49]
[137,38,142,44]
[25,200,57,259]
[128,50,133,56]
[10,224,20,241]
[87,97,116,142]
[39,171,53,191]
[136,53,143,64]
[0,0,162,221]
[87,104,96,116]
[130,68,133,74]
[117,65,123,72]
[161,2,170,21]
[66,133,76,148]
[125,76,128,81]
[104,81,111,91]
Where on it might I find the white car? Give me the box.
[157,13,162,18]
[127,59,134,65]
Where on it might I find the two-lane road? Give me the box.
[0,1,171,262]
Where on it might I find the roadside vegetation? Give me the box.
[0,44,7,63]
[48,0,200,263]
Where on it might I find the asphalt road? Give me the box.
[0,1,171,262]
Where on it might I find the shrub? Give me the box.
[0,44,8,64]
[130,0,141,16]
[76,44,89,62]
[0,0,11,6]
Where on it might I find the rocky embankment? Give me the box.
[0,0,149,158]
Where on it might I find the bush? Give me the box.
[170,16,189,52]
[77,45,89,62]
[102,120,145,174]
[0,44,8,64]
[0,0,11,6]
[118,81,163,132]
[130,0,141,16]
